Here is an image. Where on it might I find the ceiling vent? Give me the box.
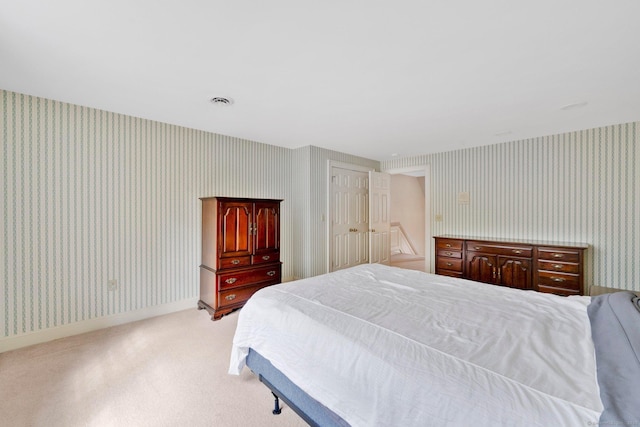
[210,97,234,106]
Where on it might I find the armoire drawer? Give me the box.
[218,282,274,309]
[219,256,251,269]
[252,251,280,265]
[217,265,281,290]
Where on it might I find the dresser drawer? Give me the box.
[537,248,580,263]
[219,256,251,269]
[466,241,532,258]
[218,265,281,290]
[537,271,581,292]
[537,285,581,296]
[437,249,462,259]
[437,270,464,279]
[252,251,280,265]
[437,257,463,272]
[435,238,463,251]
[537,260,580,274]
[218,282,273,309]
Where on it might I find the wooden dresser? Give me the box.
[198,197,282,320]
[434,235,588,296]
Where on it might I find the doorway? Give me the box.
[385,166,431,273]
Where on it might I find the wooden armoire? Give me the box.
[198,197,282,320]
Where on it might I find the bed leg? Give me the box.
[271,392,282,415]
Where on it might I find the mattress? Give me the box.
[229,264,603,426]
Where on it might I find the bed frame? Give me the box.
[246,349,349,426]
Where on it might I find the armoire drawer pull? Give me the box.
[553,264,563,269]
[512,250,522,254]
[443,251,453,256]
[445,243,452,248]
[225,294,236,301]
[231,259,240,265]
[552,254,564,258]
[446,262,453,267]
[225,278,237,284]
[475,246,482,250]
[262,255,270,260]
[267,271,276,277]
[551,277,565,283]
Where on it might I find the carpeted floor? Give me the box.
[0,309,306,427]
[390,254,426,272]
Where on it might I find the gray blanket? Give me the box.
[588,291,640,426]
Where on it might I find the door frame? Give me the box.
[327,160,375,272]
[382,164,432,273]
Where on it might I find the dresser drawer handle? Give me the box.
[225,294,236,301]
[445,243,452,248]
[475,246,482,250]
[443,251,453,256]
[231,259,240,265]
[512,250,522,254]
[225,278,237,284]
[266,271,276,277]
[551,277,565,283]
[446,262,453,267]
[552,254,564,259]
[262,255,270,260]
[553,264,563,270]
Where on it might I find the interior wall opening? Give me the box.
[385,166,431,273]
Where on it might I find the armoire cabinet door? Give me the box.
[218,200,253,258]
[253,201,280,255]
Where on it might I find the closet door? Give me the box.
[330,167,369,271]
[369,171,391,265]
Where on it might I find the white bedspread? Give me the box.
[229,264,603,426]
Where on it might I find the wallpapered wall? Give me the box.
[2,87,638,347]
[0,90,296,342]
[382,122,640,292]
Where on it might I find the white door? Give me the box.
[330,167,369,271]
[369,171,391,265]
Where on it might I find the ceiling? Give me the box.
[2,1,639,161]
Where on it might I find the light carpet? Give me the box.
[0,308,306,427]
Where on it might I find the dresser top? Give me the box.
[434,234,589,249]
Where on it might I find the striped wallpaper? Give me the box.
[2,87,638,346]
[382,122,640,293]
[0,89,297,342]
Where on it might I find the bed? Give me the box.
[229,264,640,426]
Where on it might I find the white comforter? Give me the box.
[229,264,603,426]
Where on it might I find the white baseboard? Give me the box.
[0,298,198,353]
